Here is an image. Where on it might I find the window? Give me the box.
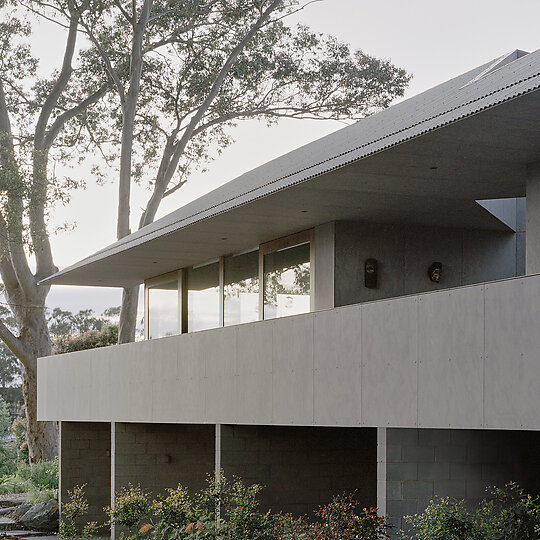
[147,275,179,339]
[186,261,220,332]
[145,230,313,338]
[263,237,311,320]
[224,249,259,326]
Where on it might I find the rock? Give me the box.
[19,500,58,532]
[0,496,26,508]
[12,505,32,519]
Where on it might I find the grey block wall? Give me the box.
[334,221,522,308]
[114,423,215,498]
[385,428,540,536]
[221,425,376,517]
[60,421,111,530]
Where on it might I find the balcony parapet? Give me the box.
[38,274,540,431]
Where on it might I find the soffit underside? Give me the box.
[47,90,540,288]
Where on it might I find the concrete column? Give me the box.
[376,427,387,516]
[60,422,111,533]
[526,162,540,274]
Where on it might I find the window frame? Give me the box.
[144,270,182,340]
[144,229,315,338]
[258,229,315,321]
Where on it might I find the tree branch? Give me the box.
[0,318,32,366]
[43,85,108,150]
[34,12,79,148]
[140,0,283,227]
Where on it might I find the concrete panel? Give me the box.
[362,296,418,427]
[126,339,154,422]
[418,287,484,428]
[204,327,238,423]
[37,274,540,432]
[485,277,540,429]
[314,222,335,310]
[151,336,180,422]
[313,307,362,425]
[463,231,516,284]
[272,316,314,424]
[526,163,540,274]
[235,322,273,424]
[176,333,207,422]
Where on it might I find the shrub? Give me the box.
[107,484,151,530]
[402,483,540,540]
[59,484,90,539]
[54,325,119,354]
[0,459,58,495]
[11,416,29,463]
[401,497,480,540]
[306,493,389,540]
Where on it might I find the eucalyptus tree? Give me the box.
[70,0,411,342]
[0,0,410,459]
[0,0,109,460]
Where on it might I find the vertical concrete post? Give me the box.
[526,162,540,274]
[376,427,387,516]
[110,422,116,540]
[58,422,63,523]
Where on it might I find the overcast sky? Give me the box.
[41,0,540,315]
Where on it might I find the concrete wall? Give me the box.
[60,422,111,530]
[384,428,540,537]
[313,222,335,310]
[334,220,522,307]
[115,423,215,497]
[221,425,376,516]
[39,274,540,432]
[527,163,540,273]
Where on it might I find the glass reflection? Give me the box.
[263,242,310,320]
[187,261,220,332]
[224,250,259,326]
[148,278,179,339]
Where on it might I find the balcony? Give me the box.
[38,273,540,431]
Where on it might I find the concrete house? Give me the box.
[40,49,540,536]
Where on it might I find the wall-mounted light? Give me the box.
[365,258,378,288]
[428,262,442,283]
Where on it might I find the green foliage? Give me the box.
[15,458,58,490]
[402,483,540,540]
[108,484,151,530]
[307,493,388,540]
[59,484,90,539]
[53,325,119,354]
[117,476,388,540]
[0,458,58,495]
[48,306,120,337]
[11,416,28,463]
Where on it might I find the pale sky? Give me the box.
[39,0,540,315]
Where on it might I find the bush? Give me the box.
[402,483,540,540]
[60,484,98,539]
[0,458,58,495]
[54,325,119,354]
[107,484,151,531]
[120,476,388,540]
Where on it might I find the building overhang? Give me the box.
[42,50,540,288]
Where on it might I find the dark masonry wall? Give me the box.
[221,425,377,517]
[334,220,523,308]
[385,428,540,537]
[114,423,215,497]
[60,421,111,530]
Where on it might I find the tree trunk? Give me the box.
[22,360,58,462]
[16,302,58,462]
[118,286,139,344]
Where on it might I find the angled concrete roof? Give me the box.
[43,49,540,287]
